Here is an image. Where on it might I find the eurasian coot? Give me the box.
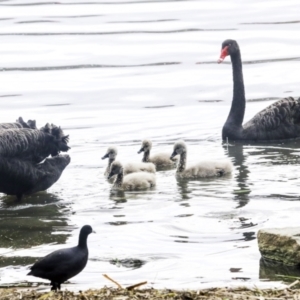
[28,225,94,291]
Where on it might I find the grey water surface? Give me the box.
[0,0,300,291]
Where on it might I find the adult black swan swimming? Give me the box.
[218,39,300,141]
[0,154,70,201]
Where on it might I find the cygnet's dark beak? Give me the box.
[107,172,113,179]
[92,230,96,234]
[170,150,177,159]
[102,153,109,160]
[137,147,144,154]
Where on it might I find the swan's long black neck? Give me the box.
[177,151,187,172]
[142,150,150,162]
[223,50,245,139]
[114,171,123,188]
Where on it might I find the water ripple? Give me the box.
[0,28,236,35]
[1,0,196,6]
[0,62,180,72]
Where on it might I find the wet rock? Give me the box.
[258,227,300,266]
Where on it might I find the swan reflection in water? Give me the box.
[223,142,251,208]
[0,193,71,250]
[223,139,300,208]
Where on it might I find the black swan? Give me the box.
[0,117,36,130]
[218,39,300,141]
[0,154,70,201]
[0,128,70,163]
[28,225,94,291]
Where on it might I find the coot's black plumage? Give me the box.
[28,225,94,291]
[0,154,71,201]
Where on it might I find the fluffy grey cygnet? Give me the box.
[102,146,156,183]
[170,140,233,178]
[107,161,156,191]
[138,139,177,168]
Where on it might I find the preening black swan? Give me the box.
[0,128,70,163]
[39,123,69,147]
[28,225,94,291]
[0,117,36,130]
[218,39,300,141]
[0,154,70,201]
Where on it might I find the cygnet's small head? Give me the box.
[218,39,239,63]
[107,161,123,179]
[102,146,118,160]
[138,139,152,154]
[170,140,186,159]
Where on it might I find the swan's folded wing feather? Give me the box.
[0,158,48,187]
[244,97,300,132]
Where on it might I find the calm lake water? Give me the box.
[0,0,300,291]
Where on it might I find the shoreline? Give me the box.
[0,281,299,300]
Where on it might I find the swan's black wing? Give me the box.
[40,123,70,149]
[16,117,37,129]
[243,97,300,140]
[0,155,70,198]
[28,155,71,194]
[0,157,48,196]
[0,128,70,163]
[0,117,36,130]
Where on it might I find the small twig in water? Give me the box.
[127,281,147,290]
[103,274,122,289]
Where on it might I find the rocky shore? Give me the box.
[1,283,300,300]
[258,227,300,266]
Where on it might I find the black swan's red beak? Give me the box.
[218,46,229,63]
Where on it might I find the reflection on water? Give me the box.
[259,258,300,282]
[0,193,71,249]
[109,258,146,270]
[224,143,251,208]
